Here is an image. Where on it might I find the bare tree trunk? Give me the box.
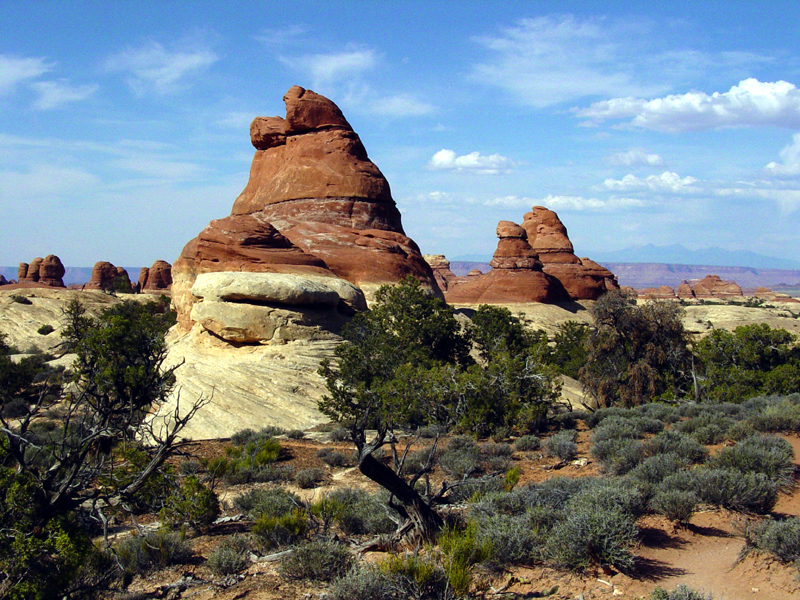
[358,452,444,543]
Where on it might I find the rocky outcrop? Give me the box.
[0,275,7,286]
[638,285,676,300]
[443,221,567,304]
[438,207,617,304]
[676,281,696,300]
[424,254,457,292]
[139,260,173,293]
[15,255,65,287]
[173,85,438,334]
[84,262,132,293]
[692,275,743,299]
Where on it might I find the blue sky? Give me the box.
[2,1,800,268]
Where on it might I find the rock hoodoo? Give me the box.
[15,255,65,288]
[692,275,743,299]
[84,261,132,293]
[139,260,173,293]
[434,207,618,304]
[424,254,457,292]
[172,85,438,336]
[442,220,568,304]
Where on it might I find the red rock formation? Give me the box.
[444,221,567,304]
[676,281,696,300]
[85,261,132,293]
[173,85,439,328]
[39,255,65,287]
[637,285,676,300]
[424,254,457,292]
[139,260,173,292]
[520,207,619,300]
[691,275,743,299]
[15,256,65,287]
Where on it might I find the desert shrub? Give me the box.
[177,459,203,476]
[513,434,540,452]
[634,402,681,423]
[628,453,690,486]
[379,551,449,599]
[329,426,350,442]
[483,454,512,472]
[233,486,300,520]
[680,469,778,514]
[279,539,354,582]
[37,324,54,335]
[206,535,251,576]
[251,508,308,551]
[438,523,492,597]
[399,446,436,476]
[545,506,638,571]
[317,447,350,468]
[748,396,800,432]
[591,438,645,475]
[286,429,305,439]
[114,530,192,576]
[645,430,708,464]
[160,476,219,533]
[327,487,396,535]
[440,437,481,479]
[447,474,505,503]
[544,429,578,461]
[480,442,513,457]
[708,434,795,491]
[418,423,446,438]
[650,585,713,600]
[649,490,699,524]
[479,477,590,516]
[328,564,395,600]
[585,406,633,428]
[295,467,325,489]
[473,505,560,566]
[568,479,647,519]
[10,295,32,304]
[743,517,800,562]
[212,430,285,484]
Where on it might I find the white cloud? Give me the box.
[470,16,664,107]
[485,194,644,211]
[282,49,377,86]
[601,171,700,193]
[716,183,800,213]
[31,80,98,110]
[428,149,512,174]
[765,132,800,177]
[369,94,435,117]
[606,149,664,167]
[577,79,800,132]
[0,165,99,200]
[105,41,218,95]
[0,54,51,94]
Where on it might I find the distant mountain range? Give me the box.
[583,244,800,271]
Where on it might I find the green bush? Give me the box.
[592,438,645,475]
[650,585,713,600]
[114,529,192,577]
[251,508,308,551]
[206,535,251,576]
[295,467,325,489]
[440,436,481,479]
[328,564,395,600]
[327,487,397,535]
[649,490,699,524]
[233,486,300,520]
[473,506,559,566]
[708,434,795,491]
[285,428,305,439]
[665,468,778,514]
[568,479,647,519]
[160,476,219,533]
[378,551,448,599]
[399,445,436,475]
[37,324,54,335]
[513,434,540,452]
[743,517,800,562]
[279,539,354,582]
[645,430,708,464]
[544,429,578,461]
[439,523,492,597]
[628,453,689,486]
[317,447,350,468]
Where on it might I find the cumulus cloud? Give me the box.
[281,49,377,86]
[600,171,700,193]
[31,80,98,110]
[105,41,218,95]
[577,79,800,132]
[485,194,644,211]
[470,16,664,107]
[606,149,664,167]
[428,149,512,174]
[369,94,435,117]
[765,132,800,177]
[0,54,51,94]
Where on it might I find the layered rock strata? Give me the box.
[173,85,438,336]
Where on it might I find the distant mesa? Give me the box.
[84,261,133,293]
[139,260,173,293]
[637,274,744,300]
[172,85,437,342]
[429,206,619,304]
